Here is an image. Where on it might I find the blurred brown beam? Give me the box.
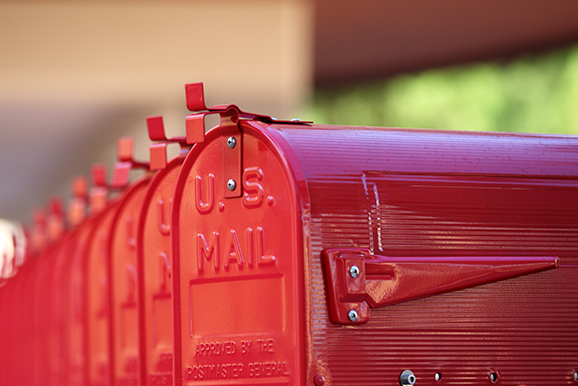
[314,0,578,87]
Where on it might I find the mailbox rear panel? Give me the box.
[250,122,578,385]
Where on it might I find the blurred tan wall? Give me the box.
[0,0,313,222]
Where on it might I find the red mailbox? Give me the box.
[172,84,578,385]
[33,200,65,386]
[136,117,189,386]
[85,163,126,386]
[2,82,578,386]
[63,177,94,386]
[45,179,89,386]
[15,210,46,386]
[108,137,152,386]
[0,218,26,385]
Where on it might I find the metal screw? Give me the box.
[314,374,326,386]
[348,310,358,322]
[435,372,441,382]
[226,136,236,149]
[227,179,236,191]
[349,265,360,278]
[573,371,577,382]
[400,370,416,386]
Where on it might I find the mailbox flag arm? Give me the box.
[323,248,559,325]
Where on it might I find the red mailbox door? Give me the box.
[108,175,151,386]
[1,252,29,385]
[48,232,77,386]
[172,123,305,385]
[33,242,63,386]
[137,154,186,386]
[66,216,98,386]
[86,202,119,386]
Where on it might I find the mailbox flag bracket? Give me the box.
[323,248,559,325]
[183,82,311,199]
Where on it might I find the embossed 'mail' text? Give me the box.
[196,227,275,271]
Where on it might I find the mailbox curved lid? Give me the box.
[257,122,578,178]
[244,121,578,385]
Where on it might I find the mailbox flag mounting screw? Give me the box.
[314,374,326,386]
[400,370,416,386]
[349,265,360,278]
[227,179,237,191]
[348,310,358,322]
[227,136,236,149]
[574,371,578,382]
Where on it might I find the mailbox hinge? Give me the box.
[323,248,559,325]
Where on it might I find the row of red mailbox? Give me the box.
[1,83,578,386]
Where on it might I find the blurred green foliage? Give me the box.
[306,46,578,134]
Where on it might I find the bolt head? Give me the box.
[348,309,358,322]
[227,179,236,191]
[227,136,236,149]
[573,371,577,382]
[400,370,416,386]
[349,265,360,278]
[314,374,326,386]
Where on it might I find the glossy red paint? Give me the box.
[108,175,151,386]
[172,123,305,386]
[168,86,578,385]
[1,83,578,386]
[66,211,96,386]
[85,199,117,386]
[108,137,152,386]
[255,121,578,385]
[137,116,190,386]
[324,248,559,324]
[137,153,186,386]
[172,85,310,385]
[84,161,132,386]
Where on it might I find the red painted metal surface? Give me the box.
[255,122,578,385]
[167,85,578,385]
[108,138,152,386]
[66,210,95,386]
[172,123,303,385]
[1,83,578,386]
[109,175,151,386]
[137,116,189,386]
[324,248,559,324]
[172,84,311,385]
[85,196,118,386]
